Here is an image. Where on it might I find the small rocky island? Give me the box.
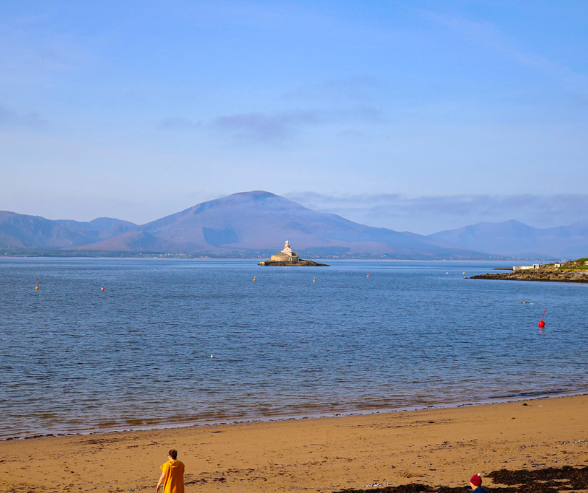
[259,241,329,266]
[469,258,588,283]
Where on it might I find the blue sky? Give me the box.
[1,1,587,233]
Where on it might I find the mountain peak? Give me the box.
[230,190,277,200]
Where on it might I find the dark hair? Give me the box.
[168,449,178,460]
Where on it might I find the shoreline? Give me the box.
[469,264,588,283]
[2,394,587,492]
[3,389,587,442]
[470,275,588,284]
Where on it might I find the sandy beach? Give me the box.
[1,395,587,492]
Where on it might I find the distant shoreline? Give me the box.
[470,274,588,284]
[469,263,588,283]
[0,252,555,261]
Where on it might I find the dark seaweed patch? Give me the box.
[333,466,588,493]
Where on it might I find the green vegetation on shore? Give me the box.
[557,258,588,271]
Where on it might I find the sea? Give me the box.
[1,258,587,440]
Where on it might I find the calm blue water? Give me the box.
[0,258,586,439]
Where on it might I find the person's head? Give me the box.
[168,449,178,460]
[470,474,482,489]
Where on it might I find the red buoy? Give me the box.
[101,285,105,291]
[538,308,546,328]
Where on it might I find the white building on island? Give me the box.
[270,240,299,263]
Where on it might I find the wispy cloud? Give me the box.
[424,11,588,97]
[285,192,588,234]
[0,13,94,83]
[159,106,383,144]
[211,110,320,143]
[283,76,385,103]
[159,116,200,131]
[0,104,47,130]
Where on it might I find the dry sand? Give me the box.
[1,395,587,492]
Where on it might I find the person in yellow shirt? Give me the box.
[156,449,185,493]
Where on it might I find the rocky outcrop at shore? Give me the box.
[469,262,588,283]
[259,259,329,266]
[469,271,588,283]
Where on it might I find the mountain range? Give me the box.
[0,191,585,259]
[430,219,588,258]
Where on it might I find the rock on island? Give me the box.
[259,241,329,266]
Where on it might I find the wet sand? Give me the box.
[1,395,587,492]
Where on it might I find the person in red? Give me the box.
[470,473,488,493]
[156,449,185,493]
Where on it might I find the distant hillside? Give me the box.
[133,191,475,257]
[5,192,581,259]
[0,192,486,259]
[74,231,180,252]
[428,219,588,258]
[100,191,484,258]
[0,211,138,248]
[56,217,138,233]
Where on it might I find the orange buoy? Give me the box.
[35,282,39,290]
[313,277,316,282]
[367,273,369,278]
[253,277,256,282]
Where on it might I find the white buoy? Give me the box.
[210,355,213,359]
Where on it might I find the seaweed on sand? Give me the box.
[332,466,588,493]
